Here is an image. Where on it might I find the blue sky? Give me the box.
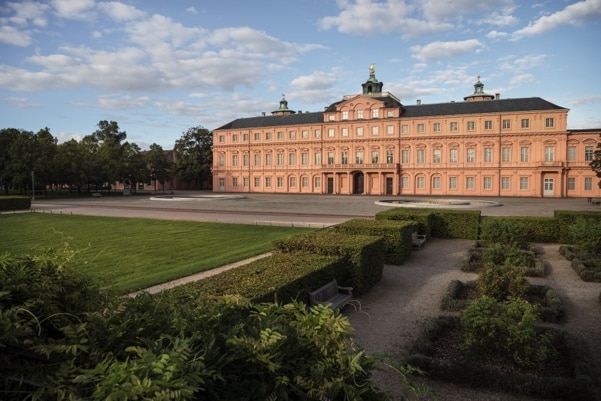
[1,0,600,150]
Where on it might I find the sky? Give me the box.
[1,0,600,150]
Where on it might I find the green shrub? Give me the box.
[460,297,551,369]
[570,216,601,254]
[555,210,601,244]
[480,216,559,244]
[477,265,529,301]
[0,195,31,211]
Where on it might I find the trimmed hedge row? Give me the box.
[272,231,384,295]
[480,216,559,243]
[375,208,434,237]
[183,252,347,305]
[331,219,415,265]
[559,245,601,282]
[0,196,31,211]
[555,210,601,244]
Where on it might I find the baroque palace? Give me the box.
[212,66,600,198]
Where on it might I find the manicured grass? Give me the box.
[0,213,314,294]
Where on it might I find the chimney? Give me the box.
[416,99,421,105]
[495,93,500,100]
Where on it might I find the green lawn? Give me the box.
[0,213,314,294]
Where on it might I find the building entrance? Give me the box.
[543,178,555,196]
[353,172,364,194]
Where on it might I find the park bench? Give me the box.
[91,192,102,198]
[309,279,353,309]
[412,232,427,249]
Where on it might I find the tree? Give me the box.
[55,139,89,192]
[146,143,172,193]
[590,138,601,188]
[174,126,213,189]
[32,127,57,195]
[120,142,147,193]
[91,120,128,191]
[0,128,21,194]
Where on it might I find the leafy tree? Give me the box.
[0,128,22,194]
[31,127,57,195]
[146,143,172,192]
[55,139,89,192]
[174,126,213,189]
[120,142,147,193]
[90,120,128,191]
[591,137,601,188]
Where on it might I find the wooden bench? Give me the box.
[412,232,427,249]
[309,279,353,309]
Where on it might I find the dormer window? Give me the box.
[372,109,379,118]
[357,110,364,119]
[342,111,349,120]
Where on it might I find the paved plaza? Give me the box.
[30,192,600,226]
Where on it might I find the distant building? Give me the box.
[212,66,600,198]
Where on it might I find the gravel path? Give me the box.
[347,238,601,401]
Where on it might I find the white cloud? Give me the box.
[514,0,601,37]
[421,0,515,23]
[411,39,482,61]
[3,96,41,108]
[97,2,146,21]
[5,1,50,27]
[96,94,151,110]
[510,73,534,85]
[0,25,33,46]
[499,54,546,71]
[569,95,601,105]
[486,30,509,39]
[51,0,96,20]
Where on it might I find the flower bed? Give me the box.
[462,242,546,277]
[559,245,601,282]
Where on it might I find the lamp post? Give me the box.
[31,171,35,201]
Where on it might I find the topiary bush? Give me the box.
[477,265,530,302]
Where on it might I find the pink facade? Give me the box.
[212,69,600,198]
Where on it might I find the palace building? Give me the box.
[212,66,600,198]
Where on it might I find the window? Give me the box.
[520,177,529,190]
[254,177,260,187]
[265,153,272,166]
[315,177,321,188]
[301,152,308,165]
[467,121,475,131]
[416,176,425,189]
[243,177,249,188]
[520,147,529,162]
[266,132,272,140]
[314,152,321,165]
[585,178,593,190]
[277,177,283,188]
[219,135,225,143]
[585,146,594,162]
[449,176,457,190]
[356,127,364,136]
[314,129,321,138]
[483,177,492,190]
[485,120,493,130]
[302,176,308,187]
[219,154,224,166]
[243,133,249,141]
[417,123,425,133]
[545,118,554,128]
[371,151,379,163]
[302,130,308,138]
[328,114,335,121]
[342,111,349,120]
[386,125,394,134]
[232,154,238,166]
[433,149,441,163]
[341,151,348,164]
[289,131,295,139]
[372,109,379,118]
[357,110,364,119]
[254,153,260,166]
[401,176,409,189]
[502,147,510,162]
[277,153,284,165]
[449,149,458,163]
[484,148,493,163]
[289,177,296,188]
[401,124,409,134]
[371,126,379,135]
[328,128,335,137]
[277,131,283,139]
[232,177,238,187]
[254,133,260,141]
[567,146,577,161]
[356,151,364,164]
[386,150,394,163]
[466,148,475,163]
[521,119,530,129]
[401,149,409,163]
[433,123,441,132]
[232,134,238,142]
[387,110,394,117]
[567,177,575,190]
[501,176,510,190]
[432,176,441,189]
[502,119,511,129]
[265,177,271,187]
[450,122,458,131]
[327,152,334,165]
[341,128,348,137]
[466,177,474,190]
[545,146,554,162]
[243,154,249,166]
[417,149,425,164]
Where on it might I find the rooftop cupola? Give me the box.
[464,76,495,102]
[362,63,383,96]
[271,94,296,115]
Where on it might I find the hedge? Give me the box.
[375,208,480,239]
[555,210,601,244]
[331,219,416,265]
[0,196,31,211]
[184,252,347,305]
[480,216,559,243]
[272,231,384,295]
[375,208,434,237]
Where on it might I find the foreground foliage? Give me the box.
[0,247,396,401]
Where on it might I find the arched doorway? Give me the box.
[353,172,364,194]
